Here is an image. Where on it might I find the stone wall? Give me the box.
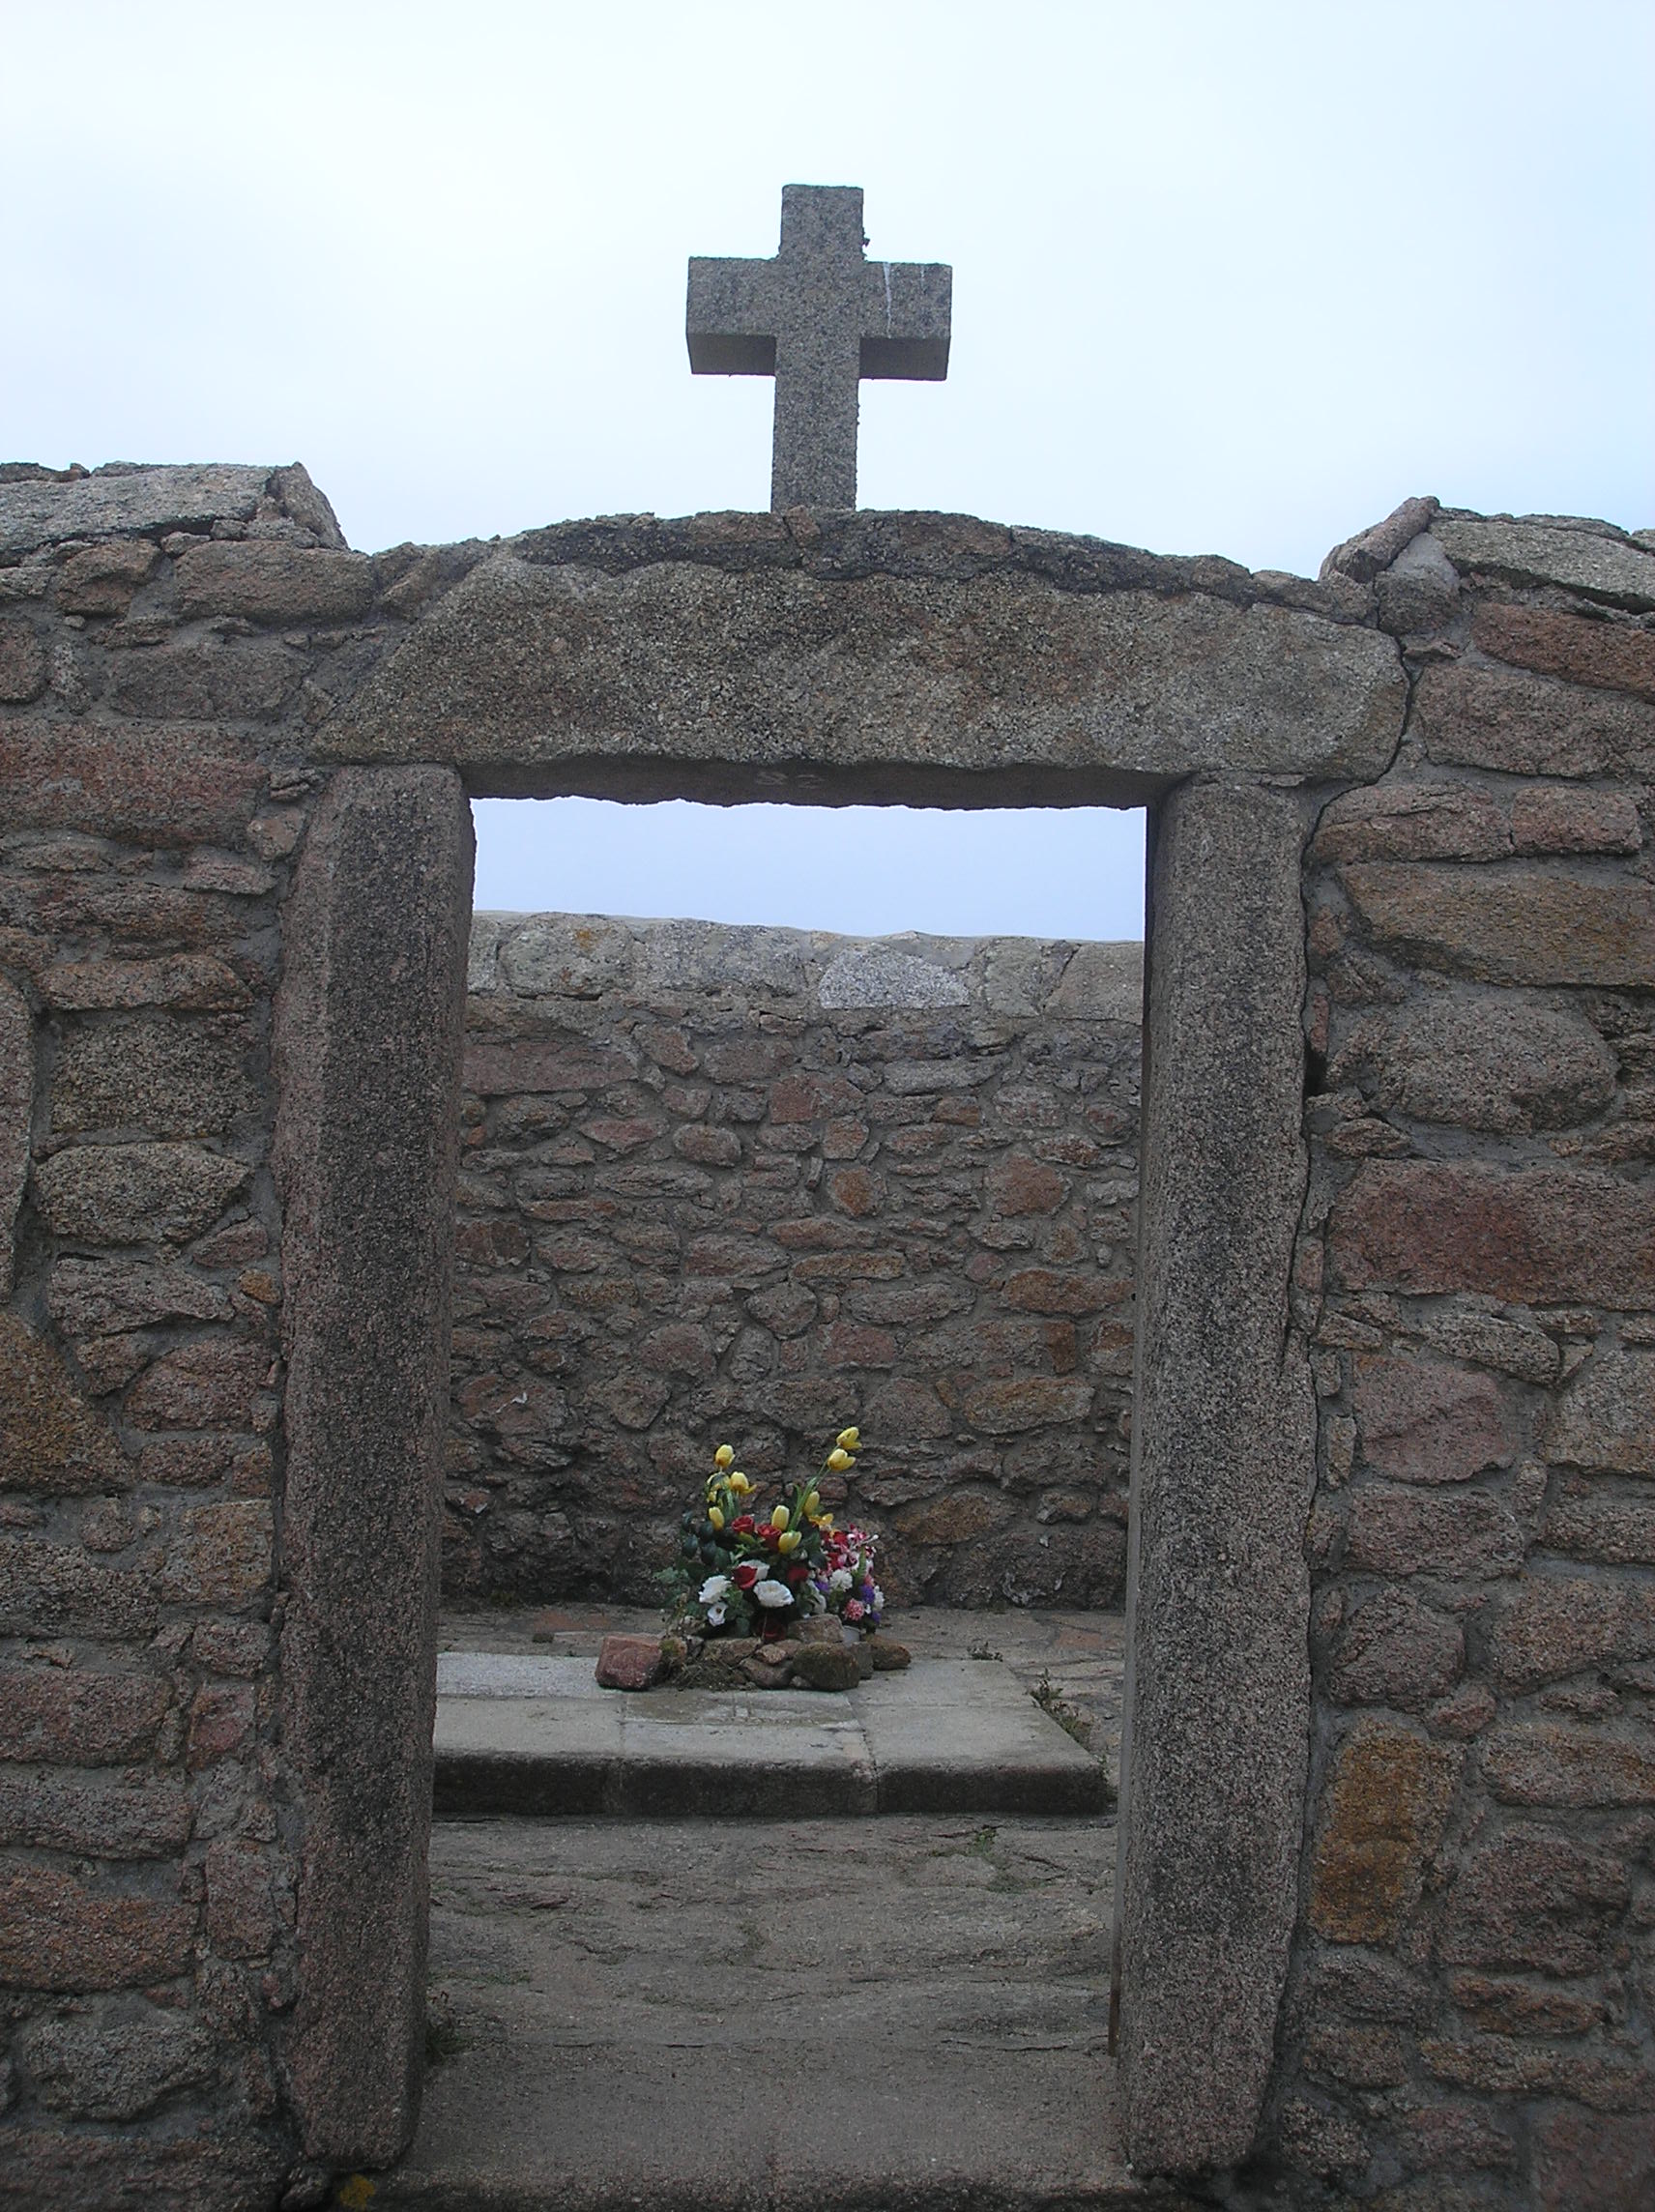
[3,456,1653,2208]
[0,463,349,2205]
[1270,509,1655,2206]
[447,915,1143,1611]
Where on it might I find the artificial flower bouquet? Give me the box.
[673,1428,885,1642]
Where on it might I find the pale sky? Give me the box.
[7,2,1650,941]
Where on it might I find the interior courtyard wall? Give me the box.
[448,913,1143,1612]
[1,460,1650,2209]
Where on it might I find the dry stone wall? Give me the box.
[1268,506,1655,2209]
[449,916,1142,1612]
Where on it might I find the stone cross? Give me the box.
[686,185,951,511]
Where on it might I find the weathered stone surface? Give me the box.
[497,914,634,998]
[1543,1351,1655,1474]
[1342,861,1655,988]
[1328,1162,1655,1306]
[1344,1483,1524,1578]
[1512,782,1642,855]
[1435,514,1655,609]
[1419,1303,1561,1384]
[0,1669,172,1763]
[0,461,279,557]
[1116,781,1316,2174]
[1308,1720,1456,1942]
[0,974,31,1298]
[1328,994,1616,1132]
[1483,1722,1655,1806]
[1474,603,1655,702]
[50,1016,255,1137]
[0,1867,195,1989]
[1489,1574,1655,1688]
[959,1377,1094,1433]
[0,616,47,701]
[1326,1586,1464,1708]
[174,540,374,623]
[1373,531,1460,634]
[26,2014,216,2120]
[1544,1479,1655,1564]
[204,1833,277,1959]
[41,952,252,1013]
[0,1314,126,1492]
[0,2129,282,2212]
[0,720,263,845]
[274,765,473,2166]
[55,538,160,615]
[45,1255,232,1336]
[1412,659,1655,777]
[317,551,1407,799]
[31,1140,250,1244]
[0,1772,191,1855]
[1321,495,1440,584]
[1439,1824,1629,1974]
[1534,2107,1655,2212]
[1313,781,1507,864]
[125,1335,267,1431]
[0,1535,157,1637]
[107,638,304,721]
[464,1038,629,1094]
[819,946,969,1007]
[1352,1355,1514,1484]
[1046,939,1144,1017]
[595,1633,665,1690]
[791,1640,860,1690]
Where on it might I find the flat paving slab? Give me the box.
[375,1814,1196,2212]
[435,1652,1112,1819]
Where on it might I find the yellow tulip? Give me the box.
[777,1529,800,1554]
[836,1427,859,1450]
[803,1492,820,1517]
[819,1516,835,1533]
[770,1504,791,1532]
[708,1506,725,1530]
[714,1444,735,1469]
[729,1472,751,1495]
[827,1448,853,1472]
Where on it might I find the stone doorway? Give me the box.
[273,508,1407,2181]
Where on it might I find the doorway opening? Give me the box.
[416,791,1147,2200]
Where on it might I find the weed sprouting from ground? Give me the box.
[1031,1671,1091,1752]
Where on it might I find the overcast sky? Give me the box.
[8,2,1650,940]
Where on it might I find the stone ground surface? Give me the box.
[378,1814,1200,2212]
[440,1604,1127,1776]
[372,1609,1153,2209]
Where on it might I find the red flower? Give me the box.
[730,1514,756,1535]
[732,1562,761,1589]
[785,1564,808,1586]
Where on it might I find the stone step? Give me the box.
[434,1653,1112,1819]
[373,1812,1180,2212]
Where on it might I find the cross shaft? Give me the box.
[687,185,951,510]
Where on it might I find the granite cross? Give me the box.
[686,185,951,511]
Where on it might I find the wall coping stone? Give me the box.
[0,461,345,558]
[471,911,1145,1021]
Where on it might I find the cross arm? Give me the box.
[686,256,782,376]
[856,260,952,380]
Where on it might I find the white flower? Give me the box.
[699,1574,732,1606]
[754,1579,795,1610]
[706,1602,728,1627]
[872,1586,885,1610]
[828,1567,854,1594]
